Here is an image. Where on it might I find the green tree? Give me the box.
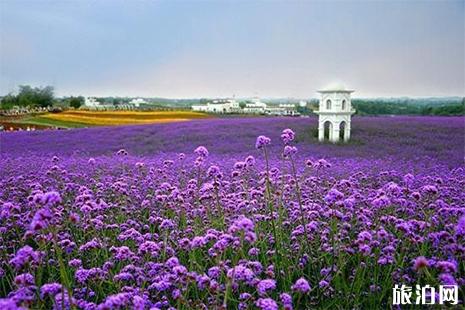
[69,96,84,109]
[16,85,55,108]
[0,93,18,109]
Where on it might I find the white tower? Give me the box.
[315,83,355,143]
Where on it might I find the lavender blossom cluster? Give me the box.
[0,117,464,309]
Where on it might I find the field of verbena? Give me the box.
[0,116,464,309]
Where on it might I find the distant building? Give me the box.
[279,103,299,116]
[192,99,241,113]
[129,98,147,107]
[265,103,299,116]
[84,97,114,110]
[84,97,100,107]
[192,97,300,116]
[243,98,267,114]
[314,83,356,143]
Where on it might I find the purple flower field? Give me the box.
[0,116,464,309]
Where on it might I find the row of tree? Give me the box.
[351,99,464,116]
[1,85,55,109]
[0,85,85,110]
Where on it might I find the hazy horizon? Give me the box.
[1,0,464,98]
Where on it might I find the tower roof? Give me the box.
[317,82,354,93]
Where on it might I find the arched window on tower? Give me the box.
[341,100,346,110]
[326,99,332,110]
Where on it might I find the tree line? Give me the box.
[351,98,464,116]
[0,85,84,110]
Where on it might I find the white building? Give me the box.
[264,103,299,116]
[315,83,356,143]
[279,103,299,116]
[129,98,147,107]
[84,97,100,107]
[192,99,241,113]
[243,98,267,114]
[84,97,115,110]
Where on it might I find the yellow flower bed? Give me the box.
[41,111,210,126]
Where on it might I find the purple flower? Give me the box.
[116,149,128,156]
[110,246,135,261]
[229,216,255,233]
[53,291,75,310]
[319,280,330,288]
[194,146,209,158]
[75,267,105,284]
[411,191,422,200]
[292,277,311,293]
[455,215,465,237]
[245,155,256,166]
[413,256,429,271]
[165,256,180,268]
[227,265,255,282]
[138,241,160,257]
[149,280,171,292]
[436,260,457,273]
[403,173,414,185]
[256,298,278,310]
[172,289,181,300]
[14,273,35,287]
[280,293,293,310]
[439,273,457,285]
[58,239,76,254]
[207,165,221,178]
[421,185,438,195]
[313,158,331,169]
[98,292,131,309]
[281,128,295,144]
[40,191,62,206]
[255,135,271,149]
[371,195,390,208]
[234,161,246,170]
[30,208,53,231]
[0,298,21,310]
[191,236,207,248]
[114,272,134,282]
[9,246,42,270]
[324,188,344,204]
[79,238,102,252]
[68,259,82,268]
[283,145,298,158]
[208,266,221,279]
[160,219,175,230]
[69,212,80,224]
[257,279,276,296]
[248,247,259,256]
[40,283,62,298]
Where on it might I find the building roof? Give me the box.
[317,82,354,93]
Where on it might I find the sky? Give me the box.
[0,0,464,98]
